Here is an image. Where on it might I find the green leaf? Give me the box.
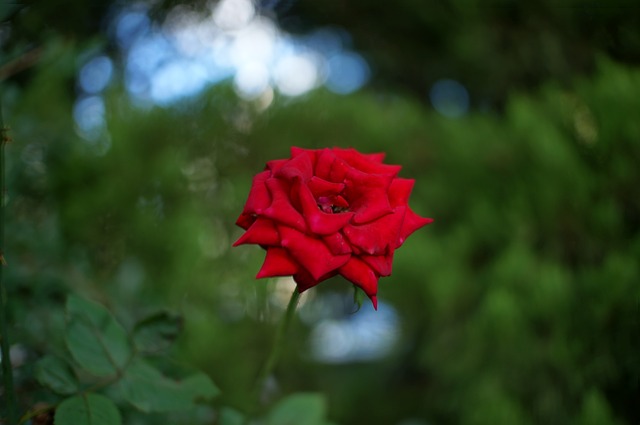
[65,295,133,378]
[133,311,183,353]
[35,355,79,395]
[352,285,365,313]
[218,407,245,425]
[54,394,121,425]
[113,359,219,413]
[267,393,327,425]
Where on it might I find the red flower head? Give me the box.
[234,147,433,309]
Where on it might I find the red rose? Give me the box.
[234,147,433,309]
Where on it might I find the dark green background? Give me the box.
[2,1,639,424]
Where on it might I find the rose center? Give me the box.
[317,195,349,214]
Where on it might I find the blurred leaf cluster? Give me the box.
[31,294,218,423]
[2,1,639,424]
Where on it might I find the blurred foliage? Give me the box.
[4,1,639,102]
[2,1,640,424]
[286,0,640,105]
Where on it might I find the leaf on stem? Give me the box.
[267,393,328,425]
[34,355,78,395]
[112,358,219,413]
[64,295,132,378]
[132,310,183,354]
[352,285,365,313]
[218,407,245,425]
[55,393,121,425]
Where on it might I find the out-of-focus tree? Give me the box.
[284,0,640,105]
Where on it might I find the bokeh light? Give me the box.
[429,78,470,118]
[273,54,321,97]
[308,298,400,363]
[82,3,371,109]
[78,56,113,94]
[325,52,371,94]
[233,61,271,99]
[73,95,106,139]
[213,0,256,31]
[72,95,111,154]
[149,60,209,105]
[115,9,150,48]
[229,18,277,67]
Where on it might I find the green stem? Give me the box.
[255,288,301,392]
[0,94,18,423]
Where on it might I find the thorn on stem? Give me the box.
[1,126,11,144]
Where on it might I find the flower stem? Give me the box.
[255,288,301,393]
[0,95,18,423]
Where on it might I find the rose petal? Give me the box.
[291,146,318,168]
[266,159,287,173]
[366,152,386,163]
[331,195,349,208]
[388,178,415,208]
[298,182,354,235]
[344,169,393,224]
[343,206,405,255]
[313,149,351,183]
[233,217,280,247]
[329,156,350,183]
[262,178,307,232]
[279,226,350,280]
[275,151,314,181]
[242,170,271,215]
[396,208,434,248]
[235,213,256,230]
[293,268,337,292]
[339,257,379,301]
[256,247,300,278]
[308,210,354,235]
[307,176,345,198]
[288,180,302,211]
[333,147,401,176]
[323,232,352,255]
[350,244,363,255]
[361,250,395,277]
[314,149,335,180]
[293,269,319,292]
